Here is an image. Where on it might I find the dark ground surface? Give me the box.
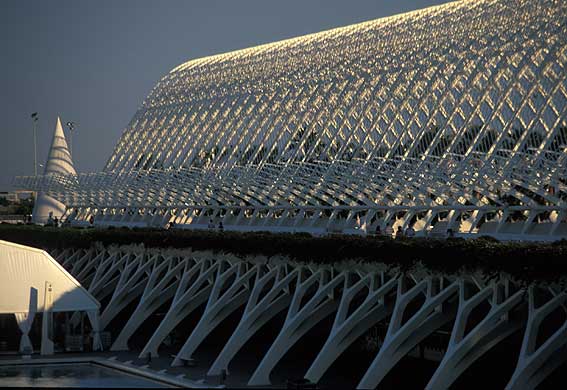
[2,312,567,389]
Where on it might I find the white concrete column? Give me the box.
[140,258,218,358]
[69,249,96,276]
[74,250,104,287]
[304,272,398,384]
[208,265,298,377]
[507,287,567,390]
[358,277,459,389]
[111,256,186,351]
[86,252,122,299]
[59,249,84,270]
[172,262,259,366]
[427,281,524,389]
[248,268,344,386]
[100,252,155,329]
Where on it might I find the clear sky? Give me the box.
[0,0,451,189]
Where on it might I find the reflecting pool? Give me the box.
[0,363,170,388]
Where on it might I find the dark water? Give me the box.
[0,363,169,388]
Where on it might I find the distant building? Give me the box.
[15,0,567,240]
[15,191,34,200]
[0,192,20,204]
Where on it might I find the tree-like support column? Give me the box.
[47,246,567,386]
[248,268,344,386]
[507,287,567,389]
[358,277,459,389]
[69,251,123,327]
[139,258,218,358]
[427,280,524,389]
[71,249,100,285]
[304,271,398,384]
[172,262,259,366]
[111,255,185,351]
[100,252,155,329]
[207,264,298,378]
[76,252,108,288]
[86,252,123,300]
[56,248,75,267]
[61,248,89,272]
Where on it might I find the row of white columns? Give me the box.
[55,245,567,389]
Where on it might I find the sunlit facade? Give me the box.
[17,0,567,239]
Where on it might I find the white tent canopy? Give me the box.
[0,240,101,353]
[0,240,98,313]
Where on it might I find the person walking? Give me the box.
[375,225,382,237]
[395,226,404,239]
[46,212,54,227]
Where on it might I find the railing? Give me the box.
[0,215,27,224]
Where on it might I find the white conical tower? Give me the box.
[32,117,76,224]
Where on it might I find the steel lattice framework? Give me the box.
[16,0,567,238]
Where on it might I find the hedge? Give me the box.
[1,224,566,282]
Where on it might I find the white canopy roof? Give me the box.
[0,240,99,314]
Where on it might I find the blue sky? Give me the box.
[0,0,451,189]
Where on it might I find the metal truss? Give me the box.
[15,0,567,239]
[53,245,567,389]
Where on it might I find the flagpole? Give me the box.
[66,121,76,156]
[31,113,38,176]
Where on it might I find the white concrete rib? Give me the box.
[58,245,567,389]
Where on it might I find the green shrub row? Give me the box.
[1,224,566,282]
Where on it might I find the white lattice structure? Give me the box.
[52,245,567,389]
[16,0,567,239]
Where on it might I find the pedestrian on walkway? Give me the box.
[447,228,455,238]
[395,226,404,239]
[375,225,382,237]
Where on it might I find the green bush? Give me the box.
[0,224,565,282]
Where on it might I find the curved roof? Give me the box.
[106,0,567,175]
[14,0,567,218]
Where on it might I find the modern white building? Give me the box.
[17,0,567,239]
[31,117,76,224]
